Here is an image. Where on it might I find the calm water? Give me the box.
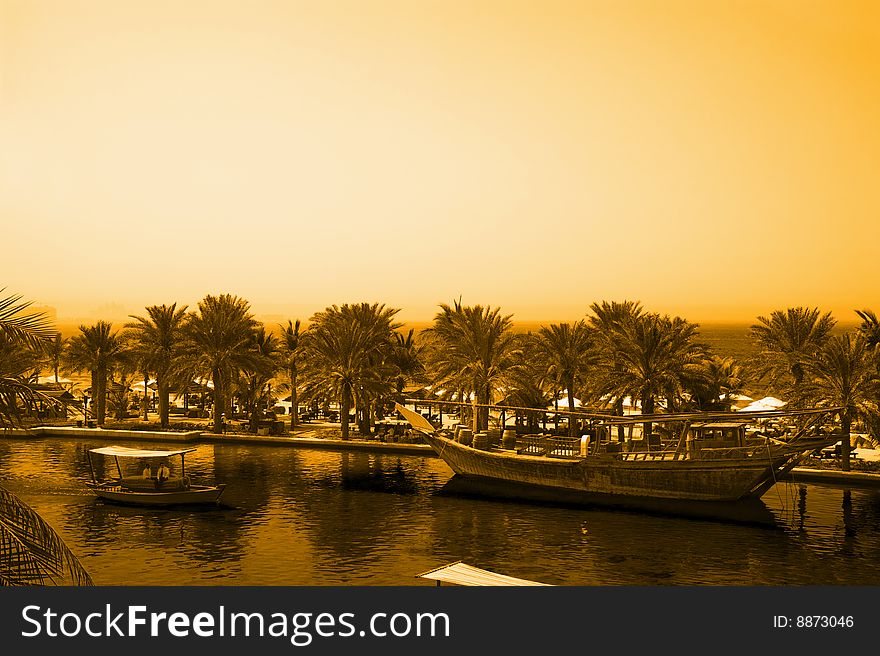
[2,437,880,586]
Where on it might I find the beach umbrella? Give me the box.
[549,395,582,410]
[131,379,157,393]
[37,375,73,385]
[737,399,785,412]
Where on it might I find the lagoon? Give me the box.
[2,437,879,585]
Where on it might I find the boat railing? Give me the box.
[544,436,581,458]
[692,444,780,460]
[615,443,784,462]
[616,450,679,461]
[506,434,817,462]
[515,435,582,458]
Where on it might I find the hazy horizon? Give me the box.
[20,297,876,329]
[3,1,878,321]
[40,300,864,334]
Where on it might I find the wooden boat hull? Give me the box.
[92,484,226,506]
[423,433,804,502]
[439,475,780,525]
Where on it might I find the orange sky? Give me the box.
[2,0,878,323]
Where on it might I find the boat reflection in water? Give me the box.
[438,475,780,527]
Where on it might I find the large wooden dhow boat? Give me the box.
[395,403,841,504]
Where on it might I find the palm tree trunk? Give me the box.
[615,397,625,442]
[290,367,298,429]
[642,394,654,448]
[480,384,492,432]
[89,370,97,425]
[361,400,368,434]
[567,384,577,437]
[158,379,170,428]
[212,367,223,434]
[249,381,260,434]
[224,378,233,418]
[841,411,852,472]
[471,395,479,433]
[93,372,100,424]
[340,382,352,440]
[554,393,559,434]
[142,372,149,421]
[96,367,107,425]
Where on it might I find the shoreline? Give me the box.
[5,425,880,490]
[1,425,436,456]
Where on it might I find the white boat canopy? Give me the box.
[89,446,197,458]
[417,561,551,586]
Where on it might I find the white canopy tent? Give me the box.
[131,379,157,393]
[37,375,73,385]
[737,396,787,413]
[549,392,582,410]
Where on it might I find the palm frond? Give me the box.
[0,486,92,586]
[0,291,56,349]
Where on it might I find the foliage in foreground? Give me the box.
[0,488,93,586]
[0,290,92,586]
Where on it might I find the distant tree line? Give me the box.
[3,291,879,471]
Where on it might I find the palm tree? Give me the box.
[0,292,56,425]
[530,321,594,436]
[388,329,425,404]
[279,319,304,429]
[125,303,188,428]
[691,355,745,411]
[856,309,880,351]
[801,333,880,471]
[587,301,644,440]
[0,292,92,586]
[300,303,400,440]
[64,321,126,425]
[503,335,555,433]
[0,334,45,426]
[423,301,518,433]
[107,370,138,421]
[41,333,66,384]
[179,294,261,434]
[238,326,279,433]
[591,312,706,444]
[750,307,836,391]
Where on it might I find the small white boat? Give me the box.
[87,446,225,506]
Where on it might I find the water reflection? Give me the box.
[2,437,880,585]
